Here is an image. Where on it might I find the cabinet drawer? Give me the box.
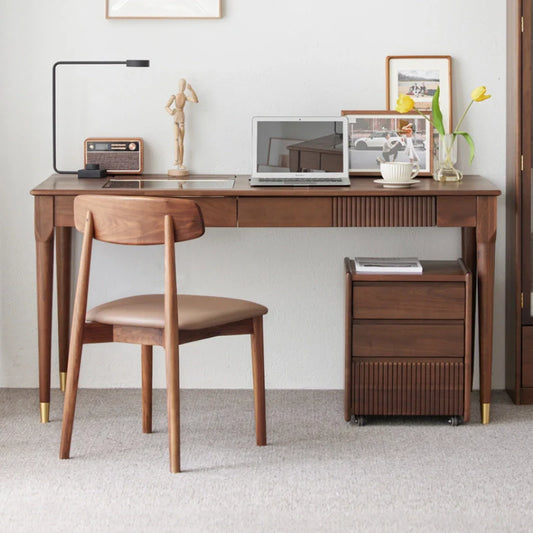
[353,321,464,358]
[522,326,533,388]
[352,359,465,416]
[353,282,465,320]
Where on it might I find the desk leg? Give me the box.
[476,196,497,424]
[56,227,71,392]
[462,227,477,391]
[35,197,54,423]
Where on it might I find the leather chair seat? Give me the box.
[87,294,268,330]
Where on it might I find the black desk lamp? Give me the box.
[52,59,150,178]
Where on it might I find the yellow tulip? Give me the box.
[395,94,415,113]
[471,86,491,102]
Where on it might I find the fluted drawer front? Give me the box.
[333,196,436,227]
[353,360,464,416]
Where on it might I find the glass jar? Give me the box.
[434,133,463,182]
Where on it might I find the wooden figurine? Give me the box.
[165,79,198,176]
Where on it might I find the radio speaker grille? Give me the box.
[86,152,141,172]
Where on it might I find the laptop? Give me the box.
[250,116,350,186]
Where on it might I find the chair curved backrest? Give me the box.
[74,195,205,245]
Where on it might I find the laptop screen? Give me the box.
[251,117,348,178]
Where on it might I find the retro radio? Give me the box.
[84,138,144,174]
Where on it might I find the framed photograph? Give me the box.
[340,110,433,176]
[386,55,452,132]
[106,0,222,19]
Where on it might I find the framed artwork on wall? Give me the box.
[386,55,452,133]
[106,0,222,19]
[341,110,433,176]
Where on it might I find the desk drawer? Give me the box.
[353,282,465,320]
[54,196,236,227]
[238,197,331,227]
[333,197,436,227]
[353,321,464,358]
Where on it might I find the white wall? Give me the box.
[0,1,507,390]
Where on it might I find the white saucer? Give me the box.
[374,179,420,189]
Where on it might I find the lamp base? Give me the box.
[78,163,107,179]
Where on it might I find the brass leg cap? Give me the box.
[60,372,67,392]
[40,402,50,424]
[481,403,490,424]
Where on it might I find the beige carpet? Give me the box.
[2,389,533,532]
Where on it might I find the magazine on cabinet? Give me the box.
[354,257,423,274]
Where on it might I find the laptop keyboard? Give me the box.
[254,177,348,186]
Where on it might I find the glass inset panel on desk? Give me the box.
[103,177,235,190]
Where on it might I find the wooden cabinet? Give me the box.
[506,0,533,403]
[344,259,472,424]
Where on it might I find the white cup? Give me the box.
[380,161,420,182]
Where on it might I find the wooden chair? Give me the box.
[60,195,267,473]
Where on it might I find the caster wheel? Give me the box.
[355,415,367,426]
[448,416,462,426]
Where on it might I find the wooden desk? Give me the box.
[31,174,500,423]
[287,134,343,172]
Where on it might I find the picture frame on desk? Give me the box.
[386,55,452,133]
[106,0,222,19]
[341,110,433,175]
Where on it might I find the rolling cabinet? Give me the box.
[344,259,472,425]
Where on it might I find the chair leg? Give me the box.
[165,343,180,473]
[59,334,84,459]
[141,345,153,434]
[251,316,266,446]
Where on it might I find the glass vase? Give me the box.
[434,133,463,182]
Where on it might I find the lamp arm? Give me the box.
[52,62,76,174]
[52,60,148,175]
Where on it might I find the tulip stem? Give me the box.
[454,100,474,134]
[412,108,438,131]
